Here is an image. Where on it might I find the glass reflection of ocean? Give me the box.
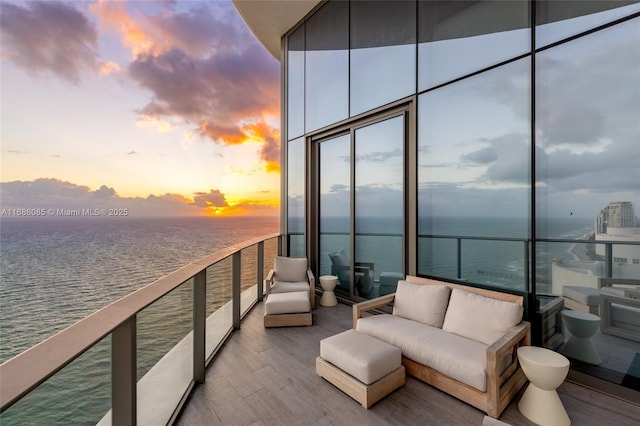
[0,216,278,425]
[318,216,593,294]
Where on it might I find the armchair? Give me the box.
[265,256,315,309]
[328,250,374,297]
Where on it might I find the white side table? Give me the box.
[518,346,570,426]
[561,309,602,365]
[319,275,338,307]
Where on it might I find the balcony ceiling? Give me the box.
[232,0,321,59]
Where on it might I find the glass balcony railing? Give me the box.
[0,233,280,425]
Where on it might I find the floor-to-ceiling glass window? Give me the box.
[354,116,405,298]
[283,0,640,397]
[319,134,351,293]
[417,58,531,291]
[536,14,640,383]
[350,0,416,116]
[287,138,305,257]
[305,0,348,133]
[418,0,529,91]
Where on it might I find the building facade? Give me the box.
[235,0,640,396]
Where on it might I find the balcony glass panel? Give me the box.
[205,257,233,358]
[536,1,640,48]
[288,25,305,139]
[418,0,530,91]
[418,59,530,290]
[0,337,111,425]
[350,0,416,116]
[288,137,305,257]
[319,134,351,293]
[354,116,404,298]
[536,18,640,292]
[418,236,458,279]
[305,0,349,132]
[240,246,258,316]
[137,278,192,424]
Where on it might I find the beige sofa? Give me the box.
[353,275,530,418]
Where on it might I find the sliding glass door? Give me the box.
[317,113,405,299]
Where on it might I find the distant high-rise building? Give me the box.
[596,201,636,233]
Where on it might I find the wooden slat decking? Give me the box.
[176,300,640,425]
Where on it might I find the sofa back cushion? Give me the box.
[442,288,523,345]
[392,280,451,328]
[274,256,308,282]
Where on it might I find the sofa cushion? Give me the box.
[442,288,523,346]
[274,256,308,283]
[357,314,489,391]
[393,280,451,328]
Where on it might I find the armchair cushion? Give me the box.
[393,280,451,328]
[274,256,308,283]
[329,250,349,267]
[442,289,523,346]
[271,281,309,294]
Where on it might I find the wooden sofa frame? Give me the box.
[353,275,531,418]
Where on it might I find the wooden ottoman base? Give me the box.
[316,357,405,408]
[264,312,312,327]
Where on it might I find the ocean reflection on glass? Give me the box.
[535,17,640,297]
[418,0,529,91]
[319,134,351,292]
[355,116,404,298]
[288,138,305,256]
[418,60,530,289]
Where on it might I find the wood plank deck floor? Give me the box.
[176,300,640,426]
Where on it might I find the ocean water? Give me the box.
[0,216,278,425]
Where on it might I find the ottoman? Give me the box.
[316,329,405,408]
[264,291,312,327]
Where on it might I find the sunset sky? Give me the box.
[1,0,280,216]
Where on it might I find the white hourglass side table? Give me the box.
[319,275,338,307]
[517,346,570,426]
[561,309,602,365]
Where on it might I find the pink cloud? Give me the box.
[0,1,98,83]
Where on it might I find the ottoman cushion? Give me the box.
[265,291,310,315]
[320,329,401,385]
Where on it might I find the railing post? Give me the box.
[112,316,136,426]
[524,241,530,292]
[232,251,241,329]
[193,270,206,384]
[457,238,462,279]
[605,242,613,278]
[257,241,265,301]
